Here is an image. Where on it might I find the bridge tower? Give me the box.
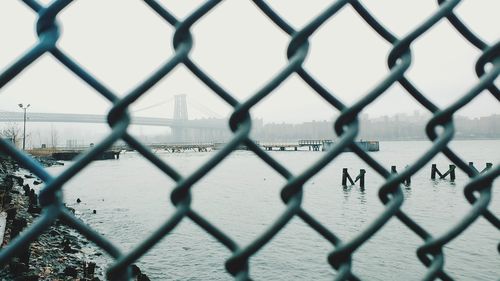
[173,94,188,121]
[172,94,188,142]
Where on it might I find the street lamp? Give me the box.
[18,103,30,150]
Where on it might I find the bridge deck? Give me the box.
[0,111,227,129]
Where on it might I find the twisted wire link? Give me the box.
[0,0,497,280]
[252,1,465,280]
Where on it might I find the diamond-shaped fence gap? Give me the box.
[249,216,336,280]
[126,125,172,145]
[256,0,335,30]
[0,54,113,151]
[357,0,438,38]
[57,0,174,95]
[447,132,500,164]
[0,1,498,280]
[0,2,37,70]
[443,138,499,186]
[249,74,337,138]
[150,149,212,179]
[395,151,489,234]
[442,211,500,280]
[447,93,500,131]
[190,151,288,245]
[133,218,233,280]
[0,54,111,115]
[358,85,434,140]
[154,0,204,20]
[303,6,390,105]
[27,123,113,152]
[124,70,235,161]
[366,139,435,180]
[127,64,233,124]
[189,0,289,100]
[351,217,427,281]
[299,155,386,240]
[268,148,336,175]
[46,153,176,250]
[405,21,482,108]
[454,0,500,44]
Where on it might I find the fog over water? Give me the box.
[47,140,499,280]
[1,1,499,280]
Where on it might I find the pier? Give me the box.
[28,147,121,161]
[262,140,379,152]
[27,139,380,158]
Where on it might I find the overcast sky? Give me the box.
[1,0,499,124]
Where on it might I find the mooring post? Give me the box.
[355,169,366,189]
[435,164,456,181]
[391,165,410,186]
[391,166,397,174]
[404,165,411,186]
[431,164,443,179]
[431,164,436,179]
[449,164,456,181]
[468,162,479,174]
[342,168,348,186]
[342,168,355,186]
[481,163,493,174]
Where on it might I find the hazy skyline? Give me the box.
[1,0,499,124]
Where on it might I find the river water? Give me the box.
[46,140,499,280]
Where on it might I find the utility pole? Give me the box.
[18,103,30,150]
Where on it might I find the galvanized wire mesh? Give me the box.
[0,0,499,280]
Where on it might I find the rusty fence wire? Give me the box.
[0,0,499,280]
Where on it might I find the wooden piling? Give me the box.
[481,163,492,174]
[392,165,411,186]
[468,162,479,174]
[342,168,354,186]
[355,169,366,189]
[434,164,456,181]
[404,165,411,186]
[431,164,438,179]
[469,162,492,175]
[391,166,397,174]
[449,164,456,181]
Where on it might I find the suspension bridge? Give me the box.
[0,95,229,142]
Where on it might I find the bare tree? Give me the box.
[1,122,21,147]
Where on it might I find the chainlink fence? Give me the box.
[0,0,499,280]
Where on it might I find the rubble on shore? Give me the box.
[0,154,152,280]
[0,155,100,280]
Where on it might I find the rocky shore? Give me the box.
[0,155,152,281]
[0,155,100,281]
